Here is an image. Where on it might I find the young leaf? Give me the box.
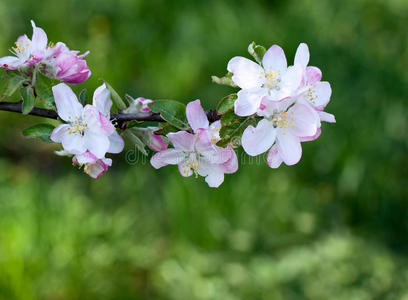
[211,73,237,88]
[217,111,256,147]
[123,130,148,156]
[79,89,88,105]
[4,74,28,98]
[148,100,189,130]
[102,80,127,110]
[248,41,266,65]
[217,94,237,114]
[35,72,55,109]
[154,123,179,135]
[21,86,35,115]
[22,124,55,143]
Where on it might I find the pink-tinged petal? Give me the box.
[84,132,110,159]
[85,158,112,179]
[227,56,265,89]
[74,152,98,165]
[167,131,195,151]
[300,128,322,142]
[305,66,322,84]
[186,99,209,132]
[318,111,336,123]
[52,83,83,122]
[267,145,283,168]
[108,131,125,154]
[151,149,185,169]
[258,96,293,117]
[93,84,112,117]
[148,134,168,152]
[83,105,114,136]
[289,103,319,137]
[195,129,232,164]
[276,133,302,165]
[311,81,332,108]
[262,45,287,71]
[30,20,47,57]
[220,147,238,174]
[294,43,310,68]
[50,124,70,143]
[241,119,276,156]
[234,87,266,116]
[61,132,86,154]
[0,56,22,70]
[178,161,194,177]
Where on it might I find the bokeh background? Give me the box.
[0,0,407,299]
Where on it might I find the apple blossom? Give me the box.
[228,45,303,117]
[131,127,168,152]
[72,151,112,179]
[242,97,320,166]
[151,100,238,187]
[0,21,47,70]
[50,83,123,158]
[123,97,153,113]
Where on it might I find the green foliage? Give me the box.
[123,129,148,155]
[79,88,88,105]
[217,93,237,114]
[211,72,237,87]
[22,123,55,142]
[154,123,180,136]
[102,80,128,111]
[217,111,256,147]
[148,100,189,130]
[248,41,266,64]
[35,72,55,109]
[0,73,28,100]
[20,86,35,115]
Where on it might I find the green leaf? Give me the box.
[153,123,179,135]
[79,89,88,105]
[211,73,237,88]
[217,94,237,114]
[22,123,55,143]
[217,111,256,147]
[248,41,266,65]
[35,72,55,109]
[123,130,148,156]
[102,80,127,110]
[21,86,35,115]
[3,74,28,98]
[148,100,189,130]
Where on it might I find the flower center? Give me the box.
[11,41,29,57]
[271,111,295,135]
[181,152,201,178]
[68,118,88,137]
[305,84,317,105]
[262,66,281,91]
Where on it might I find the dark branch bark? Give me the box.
[0,101,221,128]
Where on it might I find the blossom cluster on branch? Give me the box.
[0,21,335,187]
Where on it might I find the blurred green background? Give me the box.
[0,0,407,299]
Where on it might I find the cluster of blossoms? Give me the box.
[228,43,335,167]
[0,21,335,187]
[0,21,90,84]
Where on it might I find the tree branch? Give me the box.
[0,101,221,128]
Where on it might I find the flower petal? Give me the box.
[151,149,185,169]
[30,20,47,58]
[220,147,238,174]
[318,111,336,123]
[288,103,319,137]
[84,132,110,159]
[311,81,332,108]
[83,104,114,136]
[234,87,266,116]
[267,145,283,168]
[93,84,112,117]
[108,131,125,154]
[242,119,276,156]
[276,133,302,165]
[167,131,195,151]
[299,128,322,142]
[294,43,310,68]
[262,45,287,72]
[50,124,70,143]
[61,132,86,154]
[227,56,265,89]
[52,83,83,122]
[0,56,22,70]
[305,66,322,84]
[186,99,209,132]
